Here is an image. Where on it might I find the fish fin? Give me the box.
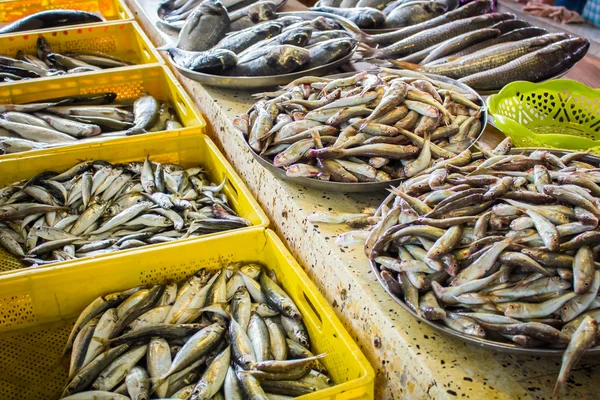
[387,60,422,71]
[356,42,376,58]
[356,31,376,46]
[90,336,110,345]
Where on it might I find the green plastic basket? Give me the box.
[486,79,600,153]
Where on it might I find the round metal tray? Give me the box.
[164,11,361,89]
[370,148,600,356]
[243,69,487,193]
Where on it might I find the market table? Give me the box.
[125,1,600,398]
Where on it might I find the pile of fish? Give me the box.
[0,37,133,83]
[160,0,357,77]
[311,0,455,30]
[360,139,600,397]
[0,9,103,35]
[0,93,182,155]
[357,0,589,91]
[158,0,282,32]
[235,70,483,183]
[0,157,250,266]
[60,263,333,399]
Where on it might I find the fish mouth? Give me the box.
[202,0,227,14]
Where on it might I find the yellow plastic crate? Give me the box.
[0,229,374,400]
[0,64,205,159]
[0,131,270,273]
[0,0,132,25]
[0,21,160,74]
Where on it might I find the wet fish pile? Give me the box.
[0,93,182,155]
[158,0,280,32]
[160,0,356,77]
[357,0,589,91]
[0,9,103,35]
[310,0,453,30]
[60,263,333,399]
[0,157,249,266]
[362,140,600,397]
[236,70,483,183]
[0,37,133,83]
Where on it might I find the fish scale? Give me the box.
[372,13,515,59]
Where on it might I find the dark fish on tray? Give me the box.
[165,47,238,73]
[230,2,278,31]
[396,27,498,64]
[229,1,278,23]
[237,28,313,63]
[177,0,230,52]
[310,16,345,31]
[366,12,514,59]
[408,33,570,79]
[0,10,103,34]
[223,45,310,76]
[339,0,360,7]
[307,30,352,45]
[446,26,548,59]
[305,38,355,69]
[309,6,386,29]
[436,0,460,11]
[273,15,305,26]
[419,27,500,64]
[159,0,202,20]
[214,21,282,54]
[382,0,420,14]
[458,37,590,91]
[384,1,448,29]
[156,18,184,33]
[369,0,494,45]
[356,0,395,9]
[489,18,531,34]
[314,0,344,6]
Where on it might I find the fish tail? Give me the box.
[552,378,564,400]
[356,42,376,58]
[357,31,376,46]
[359,117,372,131]
[387,60,422,71]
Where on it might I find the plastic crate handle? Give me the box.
[295,286,324,332]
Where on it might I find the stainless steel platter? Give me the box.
[164,11,361,89]
[370,148,600,356]
[242,69,487,193]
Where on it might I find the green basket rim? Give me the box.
[486,79,600,149]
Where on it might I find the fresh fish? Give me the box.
[309,6,386,29]
[0,10,102,34]
[369,0,494,45]
[369,13,515,59]
[177,0,230,52]
[459,38,590,91]
[553,316,597,398]
[384,1,447,29]
[223,46,310,76]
